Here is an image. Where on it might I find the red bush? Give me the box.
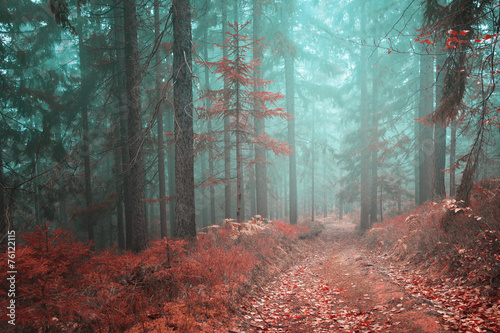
[1,220,310,332]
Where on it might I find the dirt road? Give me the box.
[233,218,445,332]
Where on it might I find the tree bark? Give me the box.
[173,0,196,239]
[310,104,315,222]
[449,121,457,197]
[155,0,168,239]
[433,50,447,199]
[418,47,434,205]
[370,52,379,225]
[77,6,94,243]
[112,0,125,250]
[203,24,216,226]
[359,2,370,233]
[123,0,147,251]
[253,0,268,218]
[235,30,242,223]
[283,7,297,225]
[222,0,232,220]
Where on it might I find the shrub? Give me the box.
[1,219,311,332]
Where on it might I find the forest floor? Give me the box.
[232,217,448,332]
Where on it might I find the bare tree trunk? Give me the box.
[338,197,343,221]
[323,124,327,218]
[173,0,196,239]
[124,0,147,251]
[154,0,167,239]
[253,0,268,218]
[359,2,370,233]
[433,49,447,200]
[433,124,447,199]
[370,53,379,225]
[235,30,243,223]
[77,6,94,244]
[202,24,216,226]
[310,104,315,222]
[283,7,297,225]
[112,0,126,250]
[220,0,232,220]
[167,79,176,236]
[113,0,132,249]
[449,121,457,197]
[418,47,434,204]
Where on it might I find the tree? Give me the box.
[421,0,497,208]
[417,45,434,205]
[198,21,291,223]
[123,0,147,251]
[282,3,298,225]
[77,4,94,244]
[173,0,196,238]
[154,0,167,239]
[359,1,370,233]
[113,0,128,249]
[221,0,232,220]
[253,0,268,218]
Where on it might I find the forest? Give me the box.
[1,0,500,332]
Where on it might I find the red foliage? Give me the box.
[1,220,310,332]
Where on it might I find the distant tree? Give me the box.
[281,2,298,225]
[359,2,370,233]
[417,45,434,205]
[77,4,95,244]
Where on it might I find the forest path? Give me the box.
[232,217,445,333]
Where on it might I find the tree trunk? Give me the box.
[323,124,327,218]
[338,197,343,221]
[167,78,176,236]
[370,52,379,225]
[77,6,94,244]
[155,0,167,239]
[221,0,232,220]
[310,104,315,223]
[123,0,147,251]
[433,124,447,199]
[433,50,447,199]
[283,8,297,225]
[203,25,216,226]
[359,2,370,233]
[173,0,196,239]
[113,0,131,249]
[253,0,268,218]
[418,47,434,205]
[235,30,243,223]
[449,121,457,197]
[208,119,216,225]
[111,5,125,248]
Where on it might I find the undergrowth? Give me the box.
[365,178,500,290]
[0,219,312,332]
